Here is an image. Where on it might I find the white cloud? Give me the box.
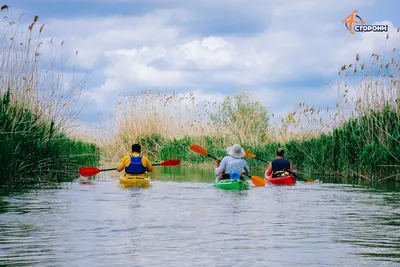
[333,21,398,66]
[6,0,399,126]
[175,37,237,69]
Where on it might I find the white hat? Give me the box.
[227,144,245,158]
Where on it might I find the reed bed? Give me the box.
[99,27,400,184]
[265,31,400,183]
[0,7,100,193]
[98,89,228,161]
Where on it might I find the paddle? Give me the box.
[244,149,314,182]
[244,149,269,164]
[189,144,266,187]
[79,159,181,177]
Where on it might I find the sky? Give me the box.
[3,0,400,126]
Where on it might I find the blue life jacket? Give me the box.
[272,158,290,173]
[125,154,146,174]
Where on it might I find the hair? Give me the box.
[276,148,284,157]
[131,144,141,153]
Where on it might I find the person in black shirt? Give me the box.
[266,148,293,178]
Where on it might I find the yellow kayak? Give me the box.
[119,174,151,186]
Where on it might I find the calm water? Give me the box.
[0,166,399,267]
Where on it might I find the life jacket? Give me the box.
[271,158,290,174]
[125,154,146,174]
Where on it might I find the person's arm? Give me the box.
[215,157,226,175]
[142,156,153,172]
[117,155,129,172]
[266,162,272,176]
[289,162,293,172]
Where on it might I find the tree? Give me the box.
[210,91,270,143]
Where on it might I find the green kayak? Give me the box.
[215,176,249,190]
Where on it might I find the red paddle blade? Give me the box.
[79,167,102,177]
[244,149,256,159]
[189,144,208,156]
[160,159,181,166]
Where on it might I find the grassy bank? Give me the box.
[98,87,400,184]
[99,97,400,184]
[97,25,400,185]
[127,105,400,185]
[0,8,100,193]
[0,90,100,193]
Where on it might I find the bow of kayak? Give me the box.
[119,174,151,186]
[264,170,296,186]
[215,176,249,190]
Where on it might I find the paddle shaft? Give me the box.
[96,162,164,172]
[205,154,218,160]
[293,174,307,181]
[256,157,269,164]
[100,168,117,172]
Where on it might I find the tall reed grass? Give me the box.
[266,30,400,183]
[97,89,222,161]
[99,27,400,184]
[0,7,100,193]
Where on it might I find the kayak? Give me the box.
[264,170,296,186]
[215,176,249,190]
[119,174,151,186]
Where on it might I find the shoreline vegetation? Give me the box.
[98,33,400,186]
[1,6,399,193]
[0,8,99,193]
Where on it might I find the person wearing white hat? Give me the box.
[215,144,250,181]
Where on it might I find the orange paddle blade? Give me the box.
[251,175,266,187]
[244,149,256,159]
[79,167,101,177]
[189,144,208,156]
[159,159,181,166]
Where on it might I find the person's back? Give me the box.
[271,158,291,173]
[125,153,146,174]
[117,143,153,177]
[215,144,250,180]
[216,155,249,175]
[266,148,293,177]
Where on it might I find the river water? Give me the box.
[0,166,399,267]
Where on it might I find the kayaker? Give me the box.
[215,144,250,181]
[266,148,293,178]
[117,144,153,176]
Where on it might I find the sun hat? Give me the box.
[227,144,245,158]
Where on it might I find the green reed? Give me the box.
[0,89,100,193]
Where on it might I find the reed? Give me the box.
[99,26,400,185]
[0,7,100,193]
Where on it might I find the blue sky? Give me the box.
[5,0,400,125]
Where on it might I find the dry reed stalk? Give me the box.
[0,9,86,135]
[97,89,225,159]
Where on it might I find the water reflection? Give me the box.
[0,167,399,266]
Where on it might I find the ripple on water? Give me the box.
[0,179,399,266]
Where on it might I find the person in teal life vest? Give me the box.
[266,148,293,177]
[117,144,153,176]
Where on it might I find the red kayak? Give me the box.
[264,170,296,185]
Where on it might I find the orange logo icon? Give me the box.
[343,10,366,34]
